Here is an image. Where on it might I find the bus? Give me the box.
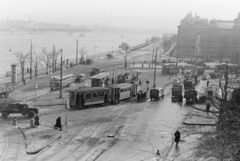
[50,74,74,90]
[90,72,111,87]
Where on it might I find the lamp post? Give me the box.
[152,45,155,68]
[153,47,158,88]
[59,49,63,99]
[30,40,33,79]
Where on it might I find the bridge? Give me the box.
[31,28,93,35]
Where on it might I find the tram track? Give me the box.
[0,122,25,161]
[28,107,105,161]
[30,105,119,161]
[62,102,132,161]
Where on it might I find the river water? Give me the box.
[0,31,153,76]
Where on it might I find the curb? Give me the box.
[191,104,218,114]
[182,114,216,126]
[18,126,29,150]
[25,123,74,155]
[183,122,215,126]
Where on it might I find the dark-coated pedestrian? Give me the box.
[54,117,62,131]
[206,103,211,113]
[156,150,160,156]
[207,80,209,86]
[174,130,181,146]
[34,115,40,127]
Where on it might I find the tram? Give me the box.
[109,83,138,104]
[69,87,110,109]
[68,83,138,109]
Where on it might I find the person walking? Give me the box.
[54,117,62,131]
[207,80,209,86]
[174,130,181,146]
[206,102,211,114]
[34,115,40,127]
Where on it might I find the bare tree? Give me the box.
[162,36,171,53]
[39,48,52,75]
[79,47,88,64]
[14,51,29,84]
[52,48,60,72]
[32,52,42,78]
[195,71,240,160]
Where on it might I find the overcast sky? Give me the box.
[1,0,240,32]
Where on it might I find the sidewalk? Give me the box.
[18,117,72,154]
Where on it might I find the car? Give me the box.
[202,75,207,80]
[0,102,39,119]
[75,74,86,83]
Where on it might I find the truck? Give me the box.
[172,84,183,102]
[0,86,12,97]
[0,102,39,119]
[183,79,193,89]
[183,79,198,103]
[197,67,205,75]
[184,88,198,104]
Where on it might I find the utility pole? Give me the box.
[236,53,239,78]
[224,61,229,102]
[52,45,55,73]
[152,46,155,68]
[30,40,33,79]
[59,49,63,99]
[76,39,78,66]
[153,47,158,87]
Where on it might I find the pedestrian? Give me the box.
[34,115,40,127]
[23,79,25,85]
[174,130,181,146]
[12,117,18,127]
[149,64,150,68]
[206,102,211,114]
[219,80,221,87]
[133,62,135,66]
[142,63,143,68]
[54,117,62,131]
[207,80,209,86]
[156,150,160,156]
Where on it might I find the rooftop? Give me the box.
[109,83,133,88]
[70,87,109,93]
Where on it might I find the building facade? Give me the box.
[177,12,240,61]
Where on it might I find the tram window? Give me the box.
[92,93,98,97]
[120,89,124,93]
[86,93,91,98]
[99,92,104,96]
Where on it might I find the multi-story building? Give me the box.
[177,12,240,62]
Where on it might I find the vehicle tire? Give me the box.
[28,111,36,118]
[2,112,9,119]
